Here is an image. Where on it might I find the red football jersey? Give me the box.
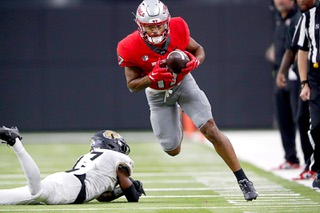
[117,17,190,90]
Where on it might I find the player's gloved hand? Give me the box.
[130,178,146,196]
[148,60,174,83]
[181,51,200,74]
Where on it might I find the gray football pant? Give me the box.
[145,74,212,151]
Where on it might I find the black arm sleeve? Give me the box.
[123,184,141,202]
[96,187,124,202]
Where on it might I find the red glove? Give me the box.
[181,51,200,74]
[148,60,174,83]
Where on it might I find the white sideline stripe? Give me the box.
[146,187,219,191]
[0,184,306,197]
[0,208,236,212]
[135,171,231,177]
[0,180,195,185]
[140,195,315,200]
[0,174,27,178]
[0,172,229,178]
[140,180,195,183]
[141,195,220,198]
[1,204,320,212]
[0,174,47,179]
[0,181,27,185]
[145,188,301,197]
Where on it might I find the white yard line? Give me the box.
[0,206,279,212]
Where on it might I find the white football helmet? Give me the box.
[135,0,171,45]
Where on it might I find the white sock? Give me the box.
[12,138,43,196]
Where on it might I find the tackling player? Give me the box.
[117,0,258,201]
[0,126,145,205]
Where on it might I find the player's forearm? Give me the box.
[186,37,205,64]
[194,45,205,65]
[298,50,308,81]
[278,49,295,75]
[127,76,152,93]
[96,188,124,202]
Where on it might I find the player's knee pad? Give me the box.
[159,134,182,153]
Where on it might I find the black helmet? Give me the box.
[90,130,130,155]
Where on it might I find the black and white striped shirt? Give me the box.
[295,3,320,63]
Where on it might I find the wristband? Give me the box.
[301,80,308,88]
[113,187,124,197]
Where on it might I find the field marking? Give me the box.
[1,204,320,212]
[140,195,220,198]
[194,172,320,209]
[0,171,231,178]
[1,164,320,211]
[0,206,292,212]
[146,187,222,191]
[0,181,27,185]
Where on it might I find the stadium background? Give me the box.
[0,0,273,131]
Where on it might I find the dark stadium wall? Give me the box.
[0,1,274,131]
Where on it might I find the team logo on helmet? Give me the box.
[137,6,145,17]
[103,130,122,140]
[163,4,167,14]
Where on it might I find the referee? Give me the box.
[276,0,317,179]
[296,0,320,188]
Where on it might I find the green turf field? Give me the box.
[1,132,320,213]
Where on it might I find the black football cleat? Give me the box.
[312,173,320,188]
[0,126,22,146]
[238,179,258,201]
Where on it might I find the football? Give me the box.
[166,49,190,74]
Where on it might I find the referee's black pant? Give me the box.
[274,80,299,164]
[308,70,320,173]
[297,98,313,169]
[274,78,313,166]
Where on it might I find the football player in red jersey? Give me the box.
[117,0,258,201]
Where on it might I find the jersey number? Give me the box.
[66,151,103,175]
[157,73,178,89]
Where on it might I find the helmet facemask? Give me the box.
[137,20,170,45]
[114,137,131,155]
